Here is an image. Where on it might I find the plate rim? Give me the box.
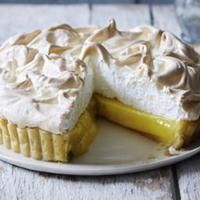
[0,145,200,176]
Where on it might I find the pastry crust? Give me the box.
[0,100,97,162]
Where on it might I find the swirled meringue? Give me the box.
[0,19,200,135]
[0,44,93,133]
[81,20,200,120]
[0,24,97,57]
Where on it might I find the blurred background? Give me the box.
[0,0,199,44]
[0,0,174,4]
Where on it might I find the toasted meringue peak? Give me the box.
[81,20,200,120]
[0,24,97,57]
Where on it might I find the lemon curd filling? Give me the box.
[0,100,97,162]
[95,94,200,149]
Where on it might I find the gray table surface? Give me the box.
[0,4,199,200]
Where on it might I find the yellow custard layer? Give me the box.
[95,94,200,148]
[0,100,97,162]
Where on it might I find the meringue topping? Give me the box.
[0,20,200,134]
[1,24,97,57]
[0,44,93,133]
[81,20,200,120]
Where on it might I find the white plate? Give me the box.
[0,118,200,176]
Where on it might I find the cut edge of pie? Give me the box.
[95,94,200,149]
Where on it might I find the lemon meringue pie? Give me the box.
[0,20,200,162]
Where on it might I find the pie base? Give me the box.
[0,99,97,162]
